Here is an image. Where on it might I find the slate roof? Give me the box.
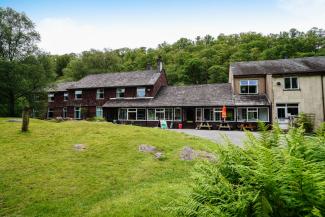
[103,83,270,108]
[231,56,325,76]
[69,70,161,89]
[48,81,77,92]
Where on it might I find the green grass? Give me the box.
[0,118,216,217]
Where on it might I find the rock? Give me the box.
[154,152,165,159]
[74,144,86,151]
[6,119,22,122]
[180,146,198,161]
[180,146,216,162]
[138,144,157,153]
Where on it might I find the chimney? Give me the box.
[157,56,163,73]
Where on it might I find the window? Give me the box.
[174,108,182,121]
[96,89,104,99]
[116,88,125,98]
[75,90,82,100]
[247,108,258,121]
[147,109,155,120]
[155,108,164,120]
[196,108,202,122]
[136,87,146,97]
[127,108,137,120]
[48,93,54,102]
[47,108,54,118]
[118,108,127,120]
[284,77,298,90]
[165,108,173,120]
[63,107,67,118]
[214,108,222,121]
[240,80,258,94]
[203,108,213,121]
[225,108,235,121]
[96,107,103,118]
[137,109,146,120]
[64,92,68,101]
[74,107,81,119]
[276,103,299,119]
[237,107,269,122]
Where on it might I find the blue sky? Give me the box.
[0,0,324,54]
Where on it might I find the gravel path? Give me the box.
[169,129,259,146]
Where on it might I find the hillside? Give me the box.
[0,119,216,217]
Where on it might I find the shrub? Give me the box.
[293,112,314,133]
[174,123,325,217]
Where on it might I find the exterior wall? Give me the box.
[233,76,266,95]
[272,75,325,128]
[149,71,168,96]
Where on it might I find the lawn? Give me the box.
[0,118,217,217]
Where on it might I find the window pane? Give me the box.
[174,108,182,121]
[147,109,155,120]
[116,88,125,98]
[196,108,202,121]
[248,86,257,94]
[277,108,286,119]
[291,77,298,89]
[136,88,146,97]
[96,107,103,117]
[155,109,164,120]
[248,80,258,85]
[226,108,235,121]
[165,108,173,120]
[287,107,298,116]
[204,108,212,121]
[284,78,291,89]
[118,109,127,120]
[240,86,248,94]
[214,111,221,121]
[137,109,146,120]
[258,108,268,121]
[237,108,247,122]
[128,111,136,120]
[240,80,248,85]
[248,110,258,121]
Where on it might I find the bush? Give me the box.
[174,123,325,217]
[294,112,314,133]
[87,116,105,122]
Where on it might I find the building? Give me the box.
[47,56,325,129]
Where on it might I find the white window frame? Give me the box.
[96,89,104,99]
[75,90,82,100]
[47,108,54,118]
[196,108,203,122]
[136,87,146,98]
[48,93,54,102]
[63,107,67,118]
[284,77,299,90]
[214,108,222,121]
[64,92,68,101]
[237,107,269,122]
[74,107,81,119]
[118,108,127,120]
[174,108,182,121]
[240,80,259,94]
[116,88,125,98]
[276,103,299,119]
[96,106,103,118]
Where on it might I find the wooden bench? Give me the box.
[218,123,231,130]
[238,123,257,131]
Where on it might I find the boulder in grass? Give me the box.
[6,119,22,122]
[74,144,86,151]
[180,146,198,161]
[138,144,157,153]
[154,152,165,160]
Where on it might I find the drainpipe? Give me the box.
[321,75,325,121]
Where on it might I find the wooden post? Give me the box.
[21,107,30,132]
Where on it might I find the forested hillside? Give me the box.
[57,28,325,85]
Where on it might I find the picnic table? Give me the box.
[218,122,231,130]
[196,122,212,130]
[238,122,257,131]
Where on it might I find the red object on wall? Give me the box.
[178,123,183,129]
[222,105,227,119]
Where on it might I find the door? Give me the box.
[276,105,289,129]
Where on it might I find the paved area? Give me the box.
[169,129,259,146]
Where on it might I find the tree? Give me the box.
[0,7,40,116]
[182,58,208,84]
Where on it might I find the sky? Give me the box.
[0,0,324,54]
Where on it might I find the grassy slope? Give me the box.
[0,118,216,217]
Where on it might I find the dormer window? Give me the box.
[64,92,68,101]
[96,88,104,99]
[116,88,125,98]
[75,90,82,100]
[136,87,146,97]
[48,93,54,102]
[240,80,258,94]
[284,77,298,90]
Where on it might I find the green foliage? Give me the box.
[87,116,105,122]
[294,112,314,133]
[175,124,325,217]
